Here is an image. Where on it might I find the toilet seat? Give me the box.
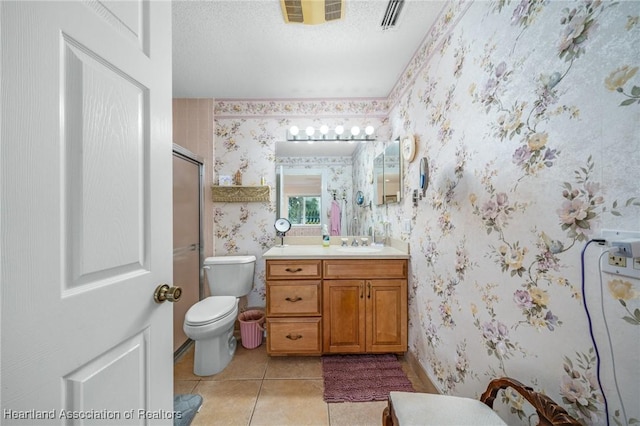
[204,255,256,265]
[185,296,237,327]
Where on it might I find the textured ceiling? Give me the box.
[172,0,446,100]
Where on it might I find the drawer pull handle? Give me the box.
[286,334,303,340]
[367,281,372,299]
[285,268,303,273]
[285,296,302,302]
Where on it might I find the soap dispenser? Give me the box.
[322,224,330,247]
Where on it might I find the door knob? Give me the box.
[154,284,182,303]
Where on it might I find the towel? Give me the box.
[330,199,341,235]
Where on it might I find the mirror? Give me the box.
[384,140,401,204]
[354,189,371,209]
[374,139,402,205]
[274,218,291,247]
[275,139,372,236]
[276,166,325,226]
[374,152,385,205]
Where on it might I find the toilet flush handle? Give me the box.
[153,284,182,304]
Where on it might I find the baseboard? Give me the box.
[404,350,440,394]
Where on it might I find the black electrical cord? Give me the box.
[580,239,609,426]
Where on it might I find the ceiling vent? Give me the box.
[380,0,405,30]
[280,0,344,25]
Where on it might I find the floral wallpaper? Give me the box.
[212,1,639,424]
[389,1,639,425]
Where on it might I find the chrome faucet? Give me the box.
[351,238,359,247]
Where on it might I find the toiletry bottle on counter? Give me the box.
[322,224,330,247]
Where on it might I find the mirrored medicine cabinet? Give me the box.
[374,139,402,206]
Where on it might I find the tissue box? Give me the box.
[218,175,233,186]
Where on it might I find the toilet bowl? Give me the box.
[183,255,256,376]
[183,296,239,376]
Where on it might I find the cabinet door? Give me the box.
[323,280,366,353]
[366,279,408,352]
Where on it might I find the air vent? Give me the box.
[324,0,342,22]
[282,0,303,23]
[280,0,343,25]
[380,0,405,30]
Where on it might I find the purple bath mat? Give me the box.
[321,354,415,403]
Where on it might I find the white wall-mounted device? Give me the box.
[600,229,640,280]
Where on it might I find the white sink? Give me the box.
[336,246,382,253]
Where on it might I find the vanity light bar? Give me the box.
[287,125,375,142]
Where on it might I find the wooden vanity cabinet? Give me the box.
[265,258,408,356]
[323,260,408,354]
[265,260,323,355]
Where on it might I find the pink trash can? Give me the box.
[238,309,265,349]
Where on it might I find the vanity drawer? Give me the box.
[267,281,321,316]
[323,259,407,279]
[267,317,322,355]
[266,260,322,280]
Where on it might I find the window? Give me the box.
[288,196,321,225]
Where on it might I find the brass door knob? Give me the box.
[154,284,182,304]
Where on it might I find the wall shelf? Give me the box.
[211,185,270,203]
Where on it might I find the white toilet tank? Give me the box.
[203,255,256,297]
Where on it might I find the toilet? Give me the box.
[183,255,256,376]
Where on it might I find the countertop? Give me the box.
[262,242,410,260]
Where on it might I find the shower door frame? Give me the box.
[173,144,205,358]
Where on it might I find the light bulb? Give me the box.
[290,126,299,136]
[365,125,375,135]
[351,126,360,136]
[335,125,344,135]
[305,126,315,137]
[320,125,329,135]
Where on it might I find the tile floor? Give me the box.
[174,341,433,426]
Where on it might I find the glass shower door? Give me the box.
[173,149,203,353]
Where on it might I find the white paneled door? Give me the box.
[1,1,173,424]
